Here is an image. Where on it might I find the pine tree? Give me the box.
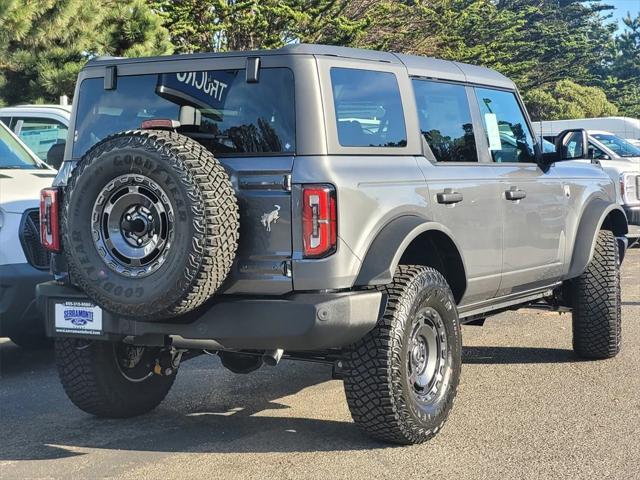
[0,0,172,105]
[607,13,640,117]
[308,0,630,119]
[149,0,360,53]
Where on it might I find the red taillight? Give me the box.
[302,185,337,258]
[40,188,61,252]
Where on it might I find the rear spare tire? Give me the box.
[63,130,239,320]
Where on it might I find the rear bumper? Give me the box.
[36,282,383,350]
[0,263,51,335]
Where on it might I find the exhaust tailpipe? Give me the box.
[262,349,284,366]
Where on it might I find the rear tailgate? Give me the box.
[67,64,298,295]
[217,156,293,294]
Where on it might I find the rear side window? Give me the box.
[13,117,68,161]
[412,80,477,162]
[73,68,295,158]
[330,68,407,148]
[475,88,536,163]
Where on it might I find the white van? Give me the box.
[533,117,640,144]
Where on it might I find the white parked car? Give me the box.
[534,124,640,240]
[0,103,71,169]
[0,121,56,347]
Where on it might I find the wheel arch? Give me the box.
[354,215,467,303]
[567,198,628,279]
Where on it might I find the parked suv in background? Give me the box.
[534,124,640,240]
[0,102,71,169]
[0,122,55,347]
[37,45,627,445]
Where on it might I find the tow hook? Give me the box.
[153,348,185,376]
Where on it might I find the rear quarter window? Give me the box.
[73,68,295,158]
[330,68,407,148]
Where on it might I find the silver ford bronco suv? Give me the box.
[37,44,628,445]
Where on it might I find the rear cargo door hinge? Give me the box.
[282,174,292,191]
[283,260,292,277]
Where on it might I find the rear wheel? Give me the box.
[55,339,176,418]
[343,266,462,444]
[569,229,622,359]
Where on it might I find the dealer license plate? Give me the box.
[55,302,103,335]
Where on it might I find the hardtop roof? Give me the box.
[84,43,515,89]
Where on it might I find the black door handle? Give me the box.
[437,189,463,205]
[505,188,526,201]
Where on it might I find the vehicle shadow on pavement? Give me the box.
[0,346,393,461]
[0,340,587,461]
[462,345,578,364]
[0,340,54,378]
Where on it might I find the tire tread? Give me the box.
[343,265,461,444]
[570,229,621,359]
[55,339,175,417]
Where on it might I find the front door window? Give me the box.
[412,80,477,163]
[475,88,537,163]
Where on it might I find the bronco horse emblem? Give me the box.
[261,205,281,232]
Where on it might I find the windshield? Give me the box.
[591,133,640,157]
[73,68,295,159]
[0,124,40,169]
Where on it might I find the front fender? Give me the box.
[354,215,466,285]
[567,198,628,279]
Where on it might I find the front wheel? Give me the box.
[569,229,622,359]
[343,266,462,444]
[55,339,177,417]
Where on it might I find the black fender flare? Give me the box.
[354,215,467,287]
[567,198,628,279]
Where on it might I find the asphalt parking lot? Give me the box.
[1,249,638,480]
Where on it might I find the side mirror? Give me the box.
[46,140,65,170]
[554,128,589,160]
[541,128,590,166]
